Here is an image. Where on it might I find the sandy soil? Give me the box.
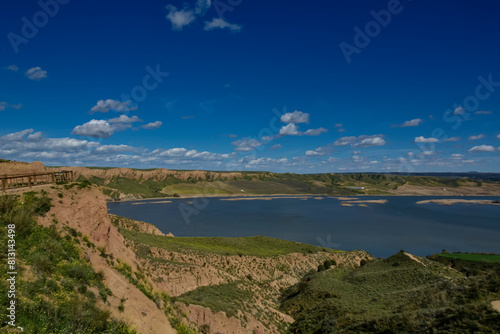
[393,183,500,196]
[417,199,500,206]
[492,300,500,313]
[342,199,388,204]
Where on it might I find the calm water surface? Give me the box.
[107,196,500,258]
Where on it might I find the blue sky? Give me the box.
[1,0,500,172]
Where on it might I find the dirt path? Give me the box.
[492,301,500,313]
[404,252,427,267]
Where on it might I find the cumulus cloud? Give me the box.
[270,144,282,150]
[399,118,423,127]
[7,65,18,71]
[142,121,163,129]
[108,115,143,123]
[204,18,242,32]
[305,146,333,157]
[304,127,328,136]
[414,136,439,143]
[468,145,495,153]
[166,5,196,30]
[232,138,263,152]
[72,120,115,138]
[90,99,137,113]
[25,67,47,80]
[497,134,500,140]
[0,130,98,153]
[333,135,386,147]
[1,129,34,141]
[281,111,310,124]
[475,110,492,115]
[279,123,300,136]
[444,137,461,142]
[468,134,485,140]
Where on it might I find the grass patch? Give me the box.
[436,253,500,263]
[119,230,343,257]
[178,282,252,318]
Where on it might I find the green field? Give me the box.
[118,230,343,257]
[437,253,500,263]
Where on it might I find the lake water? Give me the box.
[107,196,500,258]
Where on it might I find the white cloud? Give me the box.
[7,65,18,71]
[335,123,343,128]
[468,134,485,140]
[358,136,386,147]
[94,145,138,154]
[400,118,423,127]
[142,121,163,129]
[166,5,196,30]
[453,106,466,115]
[25,67,47,80]
[1,129,34,141]
[72,120,115,138]
[475,110,492,115]
[451,153,464,159]
[414,136,439,143]
[304,127,328,136]
[239,156,288,166]
[28,132,43,141]
[468,145,495,153]
[334,135,386,147]
[108,115,143,123]
[195,0,211,15]
[90,99,137,113]
[444,137,461,142]
[204,18,242,32]
[232,138,263,152]
[281,111,310,124]
[279,123,300,136]
[497,134,500,140]
[152,147,230,161]
[0,102,22,111]
[270,144,282,150]
[306,146,333,157]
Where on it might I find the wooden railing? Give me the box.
[1,170,74,193]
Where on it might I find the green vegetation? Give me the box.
[280,251,500,333]
[118,230,343,257]
[435,252,500,263]
[177,282,253,318]
[0,193,136,333]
